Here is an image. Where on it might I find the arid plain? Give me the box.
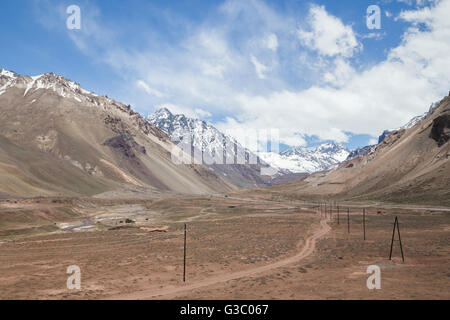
[0,193,448,300]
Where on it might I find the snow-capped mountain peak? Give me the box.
[259,142,350,174]
[147,108,285,187]
[0,68,19,79]
[282,142,347,158]
[149,107,350,175]
[148,107,172,120]
[148,107,245,157]
[0,68,94,100]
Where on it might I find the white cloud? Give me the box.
[156,103,212,119]
[250,55,269,79]
[297,5,362,58]
[136,80,167,98]
[194,108,213,118]
[217,1,450,145]
[52,0,297,118]
[53,0,449,149]
[266,33,278,51]
[396,0,438,6]
[201,62,226,78]
[323,58,356,86]
[397,5,434,23]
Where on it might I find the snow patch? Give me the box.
[0,79,14,96]
[0,69,17,78]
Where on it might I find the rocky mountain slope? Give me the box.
[378,102,439,144]
[259,142,350,174]
[346,145,376,161]
[0,68,236,198]
[271,93,450,206]
[148,107,354,177]
[345,102,442,162]
[147,108,290,188]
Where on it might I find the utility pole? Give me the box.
[389,217,405,262]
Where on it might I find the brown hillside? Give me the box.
[0,70,236,197]
[255,93,450,206]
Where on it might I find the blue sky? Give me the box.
[1,0,449,151]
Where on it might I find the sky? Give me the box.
[1,0,449,151]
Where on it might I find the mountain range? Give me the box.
[147,108,353,176]
[259,143,349,174]
[269,93,450,206]
[1,67,448,205]
[0,68,236,198]
[147,104,442,176]
[147,107,293,188]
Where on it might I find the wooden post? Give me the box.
[389,217,396,260]
[183,223,187,282]
[389,217,405,262]
[397,218,405,262]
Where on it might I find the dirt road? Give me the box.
[107,212,331,300]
